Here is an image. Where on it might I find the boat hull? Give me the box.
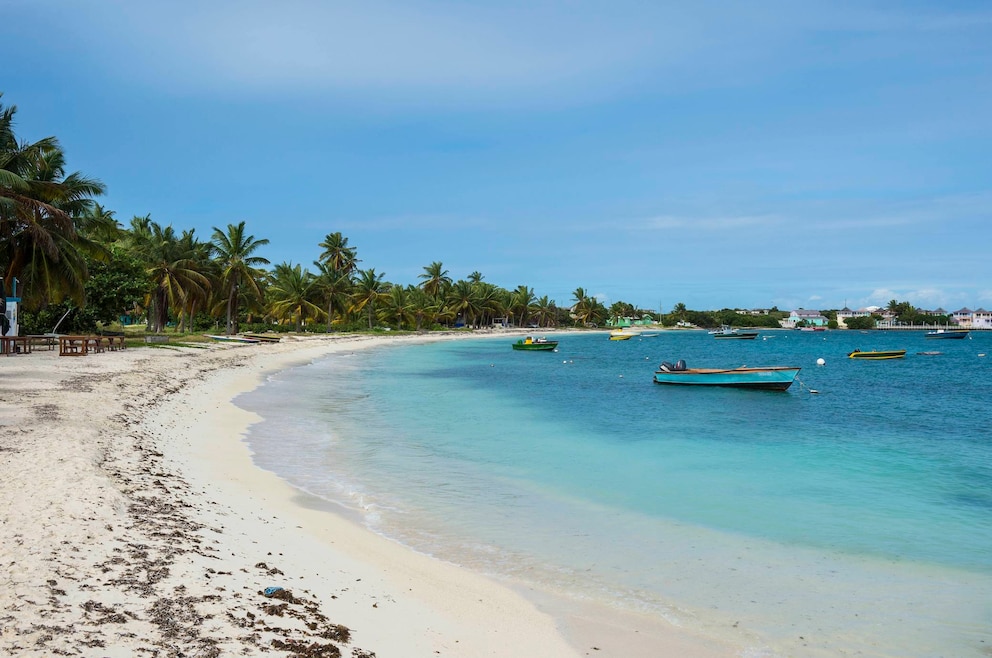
[653,367,800,390]
[925,330,969,339]
[848,350,907,360]
[512,341,558,351]
[712,332,759,339]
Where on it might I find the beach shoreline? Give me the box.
[0,331,739,657]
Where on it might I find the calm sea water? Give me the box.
[239,330,992,656]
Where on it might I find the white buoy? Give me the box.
[816,358,825,366]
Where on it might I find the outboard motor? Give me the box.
[659,361,675,372]
[675,359,687,371]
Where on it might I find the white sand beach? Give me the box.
[0,334,739,657]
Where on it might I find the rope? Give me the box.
[797,376,819,394]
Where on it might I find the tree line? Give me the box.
[2,94,662,335]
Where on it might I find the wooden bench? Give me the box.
[27,335,58,351]
[103,335,126,351]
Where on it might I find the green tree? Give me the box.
[211,221,269,335]
[314,260,354,331]
[419,261,452,300]
[267,262,322,332]
[350,268,388,329]
[317,232,359,275]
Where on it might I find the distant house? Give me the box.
[607,314,656,327]
[787,308,829,328]
[836,307,873,328]
[952,308,974,327]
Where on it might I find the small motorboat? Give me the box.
[847,349,906,360]
[924,329,969,339]
[609,328,640,341]
[653,360,801,390]
[709,326,759,339]
[512,336,558,351]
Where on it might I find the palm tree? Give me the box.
[533,295,557,328]
[317,232,359,275]
[509,285,535,327]
[446,279,485,328]
[131,221,210,332]
[350,268,388,329]
[1,96,106,307]
[384,284,418,331]
[267,262,322,332]
[314,260,354,331]
[211,221,269,335]
[467,271,484,284]
[419,261,451,300]
[673,302,687,325]
[571,287,593,326]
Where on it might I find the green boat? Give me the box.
[512,336,558,351]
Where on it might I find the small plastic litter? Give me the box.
[263,586,284,598]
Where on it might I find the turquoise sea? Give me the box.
[238,330,992,656]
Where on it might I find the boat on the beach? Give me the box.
[653,361,801,390]
[243,333,282,343]
[512,336,558,351]
[924,329,969,339]
[848,349,906,360]
[709,326,759,340]
[205,334,262,344]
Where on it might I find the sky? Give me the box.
[3,0,991,313]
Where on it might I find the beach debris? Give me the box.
[263,586,284,598]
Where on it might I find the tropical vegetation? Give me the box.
[0,95,965,337]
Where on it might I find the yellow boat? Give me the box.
[848,349,906,360]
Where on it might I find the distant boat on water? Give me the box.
[709,326,759,340]
[924,329,969,339]
[653,361,801,390]
[609,328,640,341]
[848,349,906,360]
[512,336,558,351]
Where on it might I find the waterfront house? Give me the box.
[787,308,829,328]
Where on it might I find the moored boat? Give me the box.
[924,329,969,339]
[709,325,759,339]
[848,349,906,360]
[609,328,640,341]
[512,336,558,351]
[653,361,800,390]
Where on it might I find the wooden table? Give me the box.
[59,335,89,356]
[1,335,32,356]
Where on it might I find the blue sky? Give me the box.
[3,0,991,312]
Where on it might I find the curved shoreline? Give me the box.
[0,333,736,657]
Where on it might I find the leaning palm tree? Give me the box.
[1,97,106,307]
[267,262,322,332]
[211,221,269,335]
[350,268,389,329]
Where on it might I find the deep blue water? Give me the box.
[240,330,992,656]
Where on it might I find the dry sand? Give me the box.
[0,333,741,657]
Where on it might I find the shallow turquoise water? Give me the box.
[240,330,992,656]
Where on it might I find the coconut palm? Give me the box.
[314,260,354,331]
[211,221,269,335]
[350,268,389,329]
[533,295,557,328]
[509,285,536,328]
[1,97,106,306]
[446,279,486,328]
[383,284,418,331]
[267,262,322,332]
[132,221,211,332]
[419,261,451,300]
[317,232,359,275]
